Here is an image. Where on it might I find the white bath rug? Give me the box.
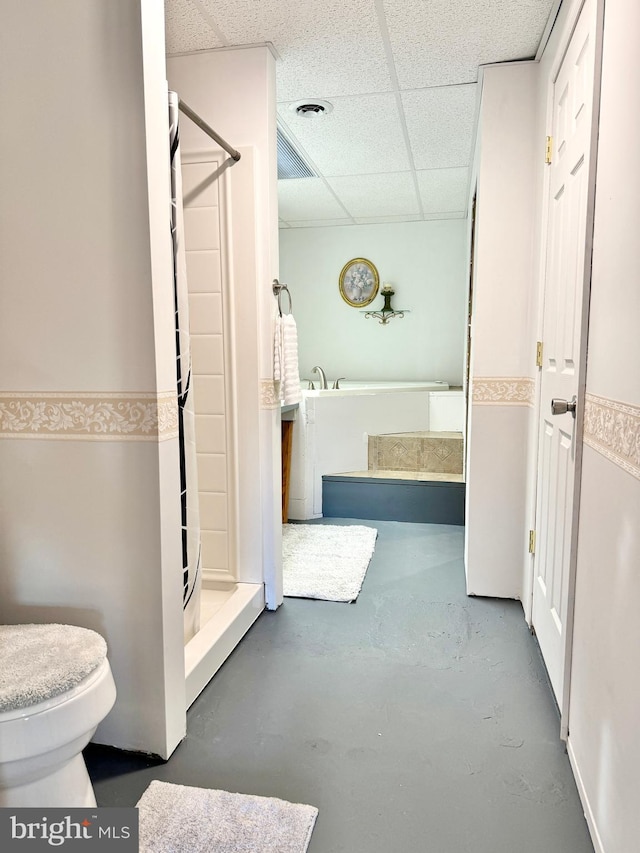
[137,780,318,853]
[282,523,378,602]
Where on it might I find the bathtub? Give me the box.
[287,381,465,519]
[304,380,450,396]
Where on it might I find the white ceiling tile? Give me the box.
[165,0,224,54]
[402,85,477,169]
[327,173,419,218]
[278,178,349,221]
[195,0,392,100]
[385,0,556,89]
[278,93,410,177]
[416,168,470,214]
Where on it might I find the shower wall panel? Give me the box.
[182,158,234,583]
[168,45,281,603]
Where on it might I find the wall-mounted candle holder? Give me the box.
[362,283,409,325]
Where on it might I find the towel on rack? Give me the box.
[274,313,301,406]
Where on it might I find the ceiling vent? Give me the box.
[277,126,317,180]
[296,103,325,117]
[289,98,334,119]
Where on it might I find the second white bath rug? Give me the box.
[137,780,318,853]
[282,523,378,602]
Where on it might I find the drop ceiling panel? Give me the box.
[402,85,477,170]
[196,0,393,100]
[416,168,469,214]
[165,0,224,54]
[278,178,349,222]
[278,94,410,177]
[327,173,419,218]
[385,0,555,89]
[165,0,557,223]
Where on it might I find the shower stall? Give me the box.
[167,49,281,707]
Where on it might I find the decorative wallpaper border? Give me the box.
[583,393,640,480]
[0,392,178,441]
[260,379,279,411]
[472,377,535,407]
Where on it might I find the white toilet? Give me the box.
[0,623,116,807]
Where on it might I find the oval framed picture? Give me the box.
[338,258,380,307]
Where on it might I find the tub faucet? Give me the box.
[311,366,328,390]
[333,378,345,389]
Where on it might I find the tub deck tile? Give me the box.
[369,430,464,476]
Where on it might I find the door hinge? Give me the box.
[545,135,553,165]
[536,341,544,368]
[529,530,536,554]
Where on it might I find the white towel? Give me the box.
[274,313,301,406]
[274,315,284,386]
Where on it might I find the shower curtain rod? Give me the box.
[178,99,241,163]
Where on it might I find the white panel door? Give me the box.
[532,0,597,707]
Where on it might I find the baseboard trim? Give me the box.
[567,737,605,853]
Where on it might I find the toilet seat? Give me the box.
[0,623,107,715]
[0,658,112,722]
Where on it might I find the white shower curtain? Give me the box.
[169,90,202,644]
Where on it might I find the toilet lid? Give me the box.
[0,624,108,713]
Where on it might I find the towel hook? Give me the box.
[272,279,293,316]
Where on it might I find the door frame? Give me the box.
[527,0,606,737]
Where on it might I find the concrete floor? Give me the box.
[86,519,594,853]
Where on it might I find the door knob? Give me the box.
[551,396,577,417]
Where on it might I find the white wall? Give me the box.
[167,47,282,605]
[567,0,640,849]
[465,62,537,598]
[279,220,467,386]
[0,0,185,758]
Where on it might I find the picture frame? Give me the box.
[338,258,380,307]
